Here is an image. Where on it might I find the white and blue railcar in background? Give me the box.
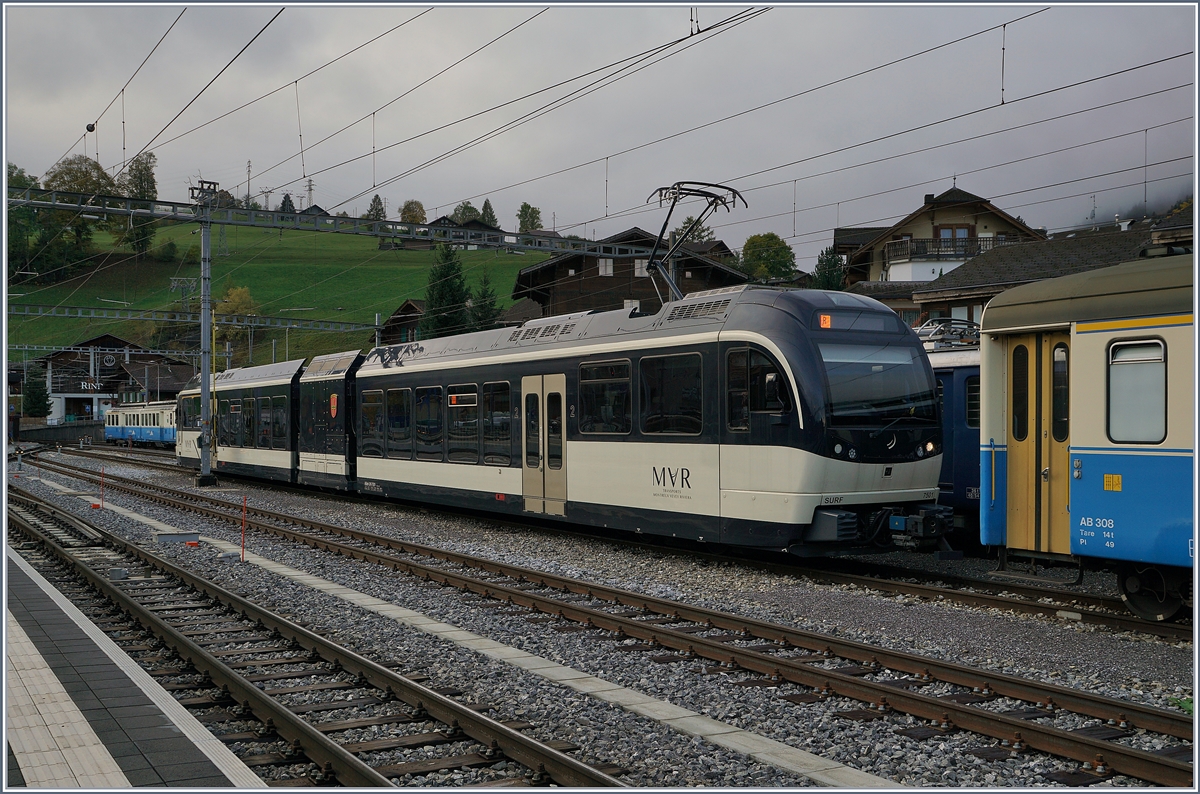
[979,254,1194,620]
[104,400,177,446]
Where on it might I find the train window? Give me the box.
[386,388,412,460]
[525,393,540,467]
[257,399,272,448]
[579,361,631,434]
[750,351,789,413]
[1011,345,1028,441]
[965,376,981,429]
[1108,341,1165,444]
[546,393,563,469]
[447,385,479,464]
[243,398,255,447]
[819,343,933,426]
[482,382,511,465]
[727,350,749,431]
[272,396,288,450]
[640,354,702,435]
[218,401,230,446]
[360,390,385,457]
[300,388,314,440]
[1051,344,1069,443]
[415,387,444,461]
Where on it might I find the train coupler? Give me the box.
[888,504,953,548]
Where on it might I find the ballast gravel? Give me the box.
[14,458,1194,787]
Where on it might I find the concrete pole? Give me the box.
[90,348,98,419]
[272,339,276,364]
[375,313,381,349]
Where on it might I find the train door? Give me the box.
[1006,332,1071,555]
[521,374,566,516]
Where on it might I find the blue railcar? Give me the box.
[104,400,177,447]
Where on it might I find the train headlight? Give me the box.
[833,443,843,455]
[925,441,935,454]
[915,445,924,458]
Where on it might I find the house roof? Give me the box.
[911,224,1152,303]
[847,280,924,300]
[501,297,542,324]
[681,240,734,259]
[834,226,890,250]
[120,362,195,394]
[846,187,1045,267]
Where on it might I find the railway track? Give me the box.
[20,457,1195,786]
[56,446,182,473]
[7,488,627,788]
[32,452,1193,641]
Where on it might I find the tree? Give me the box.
[115,152,158,257]
[365,194,386,221]
[470,271,503,332]
[741,232,796,281]
[42,154,118,252]
[7,162,38,279]
[400,199,426,224]
[516,202,542,233]
[21,365,51,417]
[217,284,257,345]
[671,215,714,244]
[418,244,470,339]
[810,245,845,290]
[278,193,296,213]
[480,198,498,228]
[452,200,480,225]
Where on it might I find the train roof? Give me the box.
[300,350,362,382]
[981,254,1193,333]
[212,359,305,390]
[357,285,897,376]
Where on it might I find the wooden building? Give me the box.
[511,227,750,316]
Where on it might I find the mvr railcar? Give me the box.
[179,285,952,555]
[104,400,177,447]
[979,254,1194,620]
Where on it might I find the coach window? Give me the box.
[579,361,631,434]
[218,401,230,445]
[272,396,288,449]
[448,385,480,464]
[750,351,789,413]
[300,388,314,439]
[415,386,444,461]
[546,393,563,469]
[965,376,981,429]
[727,350,749,430]
[1011,345,1029,441]
[1051,344,1069,442]
[360,390,385,457]
[257,398,272,448]
[1108,340,1166,443]
[242,398,255,447]
[525,393,540,467]
[386,388,412,460]
[640,353,702,435]
[482,382,511,465]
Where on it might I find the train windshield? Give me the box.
[818,342,937,425]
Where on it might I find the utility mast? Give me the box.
[306,178,314,210]
[188,179,219,486]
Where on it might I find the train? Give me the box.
[103,400,177,447]
[179,284,953,556]
[979,254,1194,621]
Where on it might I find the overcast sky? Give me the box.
[5,4,1195,269]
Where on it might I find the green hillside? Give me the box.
[9,224,548,367]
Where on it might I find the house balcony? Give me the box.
[884,236,1020,265]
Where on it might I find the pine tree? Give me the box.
[811,245,845,290]
[279,193,296,213]
[480,198,499,228]
[116,152,158,257]
[22,365,51,417]
[365,194,386,221]
[418,244,471,339]
[470,271,503,332]
[671,215,714,244]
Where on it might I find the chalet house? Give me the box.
[378,299,426,345]
[910,215,1175,323]
[837,187,1045,284]
[511,227,750,317]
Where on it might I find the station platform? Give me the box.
[5,549,264,787]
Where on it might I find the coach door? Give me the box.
[521,374,566,516]
[1006,332,1071,555]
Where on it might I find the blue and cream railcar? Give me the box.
[354,285,950,554]
[104,401,177,447]
[212,360,304,483]
[297,350,363,490]
[980,255,1193,620]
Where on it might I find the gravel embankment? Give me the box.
[13,457,1193,787]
